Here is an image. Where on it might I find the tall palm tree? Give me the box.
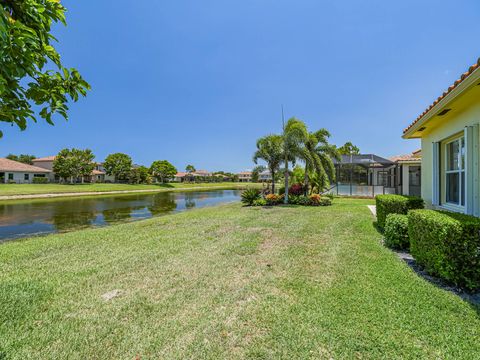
[299,129,339,194]
[282,118,308,203]
[253,135,283,193]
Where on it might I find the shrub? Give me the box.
[7,180,16,184]
[252,198,267,206]
[241,188,260,206]
[384,214,409,249]
[324,193,334,200]
[318,197,333,206]
[288,195,310,205]
[265,193,283,205]
[408,209,480,291]
[376,194,424,230]
[309,194,332,206]
[32,177,49,184]
[279,183,305,196]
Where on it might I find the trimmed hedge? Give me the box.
[408,209,480,291]
[376,194,424,229]
[384,214,409,249]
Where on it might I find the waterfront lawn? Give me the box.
[1,199,479,359]
[0,182,255,196]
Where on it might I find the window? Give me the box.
[8,173,13,180]
[377,172,388,186]
[445,136,465,207]
[24,174,29,181]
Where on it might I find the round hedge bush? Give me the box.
[384,214,409,249]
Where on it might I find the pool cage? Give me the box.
[327,154,398,197]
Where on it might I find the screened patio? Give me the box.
[327,154,398,197]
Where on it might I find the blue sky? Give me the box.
[2,0,480,172]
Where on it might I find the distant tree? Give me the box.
[185,164,196,173]
[253,135,284,193]
[78,149,95,183]
[0,1,90,137]
[251,165,266,183]
[5,154,36,165]
[53,148,95,184]
[129,166,151,184]
[104,153,133,182]
[337,142,360,155]
[150,160,177,183]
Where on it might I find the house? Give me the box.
[403,57,480,215]
[389,150,422,197]
[33,156,107,183]
[0,158,51,183]
[238,171,252,182]
[258,170,272,182]
[174,172,188,182]
[332,154,397,196]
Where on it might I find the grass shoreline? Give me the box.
[0,182,260,201]
[1,198,479,358]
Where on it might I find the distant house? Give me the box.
[0,158,51,183]
[258,170,272,182]
[238,171,252,182]
[403,57,480,215]
[174,172,188,182]
[193,170,212,178]
[33,156,107,183]
[390,150,422,197]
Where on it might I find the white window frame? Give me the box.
[443,135,466,212]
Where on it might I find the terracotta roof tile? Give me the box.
[403,58,480,134]
[33,156,56,162]
[0,158,51,173]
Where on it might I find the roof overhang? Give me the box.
[403,62,480,139]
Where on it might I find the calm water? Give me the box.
[0,190,241,242]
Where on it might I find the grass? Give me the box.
[0,182,258,197]
[1,198,479,359]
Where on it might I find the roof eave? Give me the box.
[403,66,480,139]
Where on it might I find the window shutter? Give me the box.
[432,142,440,206]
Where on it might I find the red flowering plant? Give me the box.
[289,183,305,196]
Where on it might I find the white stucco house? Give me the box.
[0,158,51,183]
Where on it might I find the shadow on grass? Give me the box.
[371,221,480,313]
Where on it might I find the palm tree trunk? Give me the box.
[284,155,289,204]
[304,169,309,196]
[271,170,275,193]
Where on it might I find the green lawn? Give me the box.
[1,199,479,359]
[0,182,257,197]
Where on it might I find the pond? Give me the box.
[0,189,241,242]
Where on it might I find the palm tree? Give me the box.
[282,118,308,203]
[253,135,283,193]
[298,129,339,194]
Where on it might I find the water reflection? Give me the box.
[0,190,240,241]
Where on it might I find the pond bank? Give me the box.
[0,183,257,201]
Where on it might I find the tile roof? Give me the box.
[0,158,51,173]
[403,57,480,134]
[175,172,187,177]
[238,171,252,175]
[389,150,422,163]
[33,156,56,162]
[91,169,105,175]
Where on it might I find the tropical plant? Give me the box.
[337,142,360,155]
[6,154,36,165]
[103,153,133,182]
[252,198,267,206]
[281,118,308,203]
[185,165,196,173]
[241,188,261,206]
[291,165,305,184]
[0,1,90,137]
[265,193,283,205]
[150,160,177,183]
[298,129,339,195]
[253,135,284,193]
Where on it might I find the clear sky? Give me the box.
[2,0,480,172]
